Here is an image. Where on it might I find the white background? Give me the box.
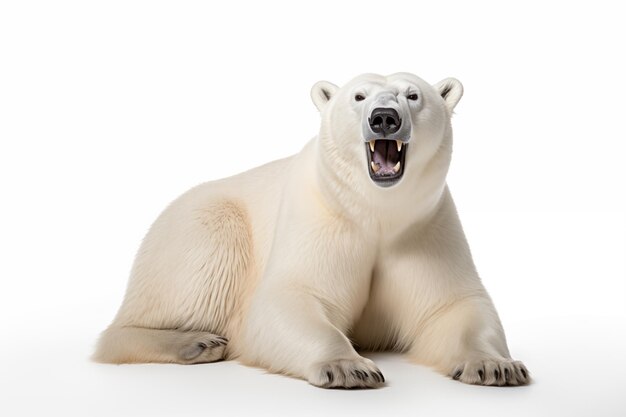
[1,1,625,416]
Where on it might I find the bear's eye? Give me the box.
[407,93,419,101]
[354,94,365,102]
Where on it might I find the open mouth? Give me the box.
[365,139,407,187]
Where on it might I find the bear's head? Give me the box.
[311,73,462,192]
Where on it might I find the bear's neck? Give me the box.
[313,132,451,238]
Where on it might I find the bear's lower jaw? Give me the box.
[365,140,407,187]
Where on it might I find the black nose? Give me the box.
[369,108,401,135]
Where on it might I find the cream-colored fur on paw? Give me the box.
[94,72,529,389]
[451,359,530,386]
[308,357,385,389]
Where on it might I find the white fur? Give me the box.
[93,72,529,388]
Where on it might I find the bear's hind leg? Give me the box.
[92,326,228,364]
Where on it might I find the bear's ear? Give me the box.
[311,80,339,112]
[434,78,463,112]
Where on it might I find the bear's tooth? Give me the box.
[369,140,375,152]
[396,140,403,152]
[393,161,401,173]
[371,161,380,173]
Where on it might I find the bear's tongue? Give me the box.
[372,140,400,175]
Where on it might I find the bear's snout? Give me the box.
[369,108,402,136]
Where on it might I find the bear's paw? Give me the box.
[308,357,385,389]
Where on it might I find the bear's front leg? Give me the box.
[238,191,383,388]
[242,285,384,388]
[359,188,530,386]
[409,190,530,386]
[409,295,530,386]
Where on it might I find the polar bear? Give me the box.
[93,72,530,388]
